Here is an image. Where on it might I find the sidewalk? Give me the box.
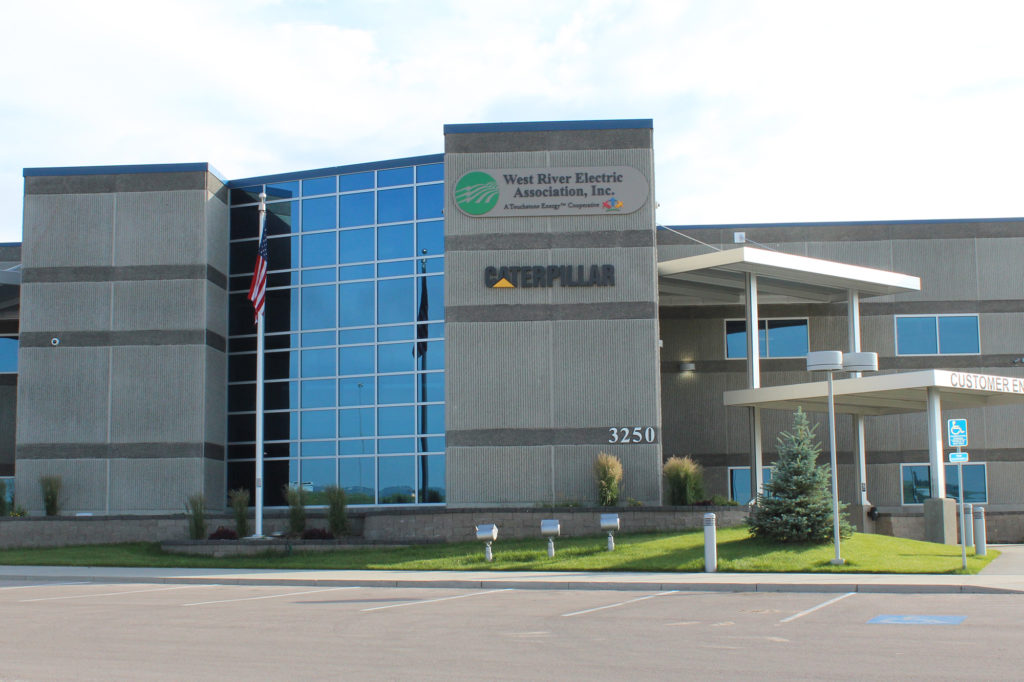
[2,545,1023,595]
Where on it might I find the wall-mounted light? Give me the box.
[677,361,696,373]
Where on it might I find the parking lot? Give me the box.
[2,580,1022,681]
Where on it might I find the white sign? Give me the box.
[453,166,649,218]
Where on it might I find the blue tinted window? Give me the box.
[378,278,414,324]
[378,325,413,341]
[302,267,334,284]
[378,187,414,224]
[301,410,335,439]
[902,463,987,504]
[896,317,938,355]
[379,342,415,374]
[339,377,374,406]
[267,201,298,235]
[302,441,335,457]
[339,264,374,281]
[416,221,443,257]
[379,437,415,454]
[301,331,333,347]
[302,196,336,231]
[423,372,444,402]
[378,167,413,187]
[339,345,374,375]
[339,440,374,456]
[339,456,376,503]
[730,467,773,505]
[424,276,442,321]
[0,338,17,373]
[267,235,300,270]
[339,408,375,438]
[378,260,414,277]
[422,339,444,370]
[340,192,374,227]
[422,404,444,433]
[266,181,299,199]
[339,227,374,263]
[301,379,336,408]
[340,172,374,192]
[302,232,336,268]
[378,223,414,261]
[417,163,444,182]
[727,320,801,358]
[423,257,444,274]
[338,328,374,345]
[300,348,335,378]
[416,184,443,219]
[420,454,445,502]
[418,436,445,453]
[301,285,335,329]
[302,176,335,196]
[339,281,374,327]
[379,406,414,436]
[378,374,414,404]
[938,316,980,354]
[378,455,415,503]
[300,457,336,491]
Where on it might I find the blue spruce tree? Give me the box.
[748,407,853,542]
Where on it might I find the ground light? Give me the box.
[806,350,878,566]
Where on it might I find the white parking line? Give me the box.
[183,586,357,607]
[21,584,206,603]
[561,591,679,618]
[779,592,856,623]
[0,581,90,591]
[361,588,511,612]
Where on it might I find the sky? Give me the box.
[1,0,1023,243]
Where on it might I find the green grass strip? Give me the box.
[0,527,999,575]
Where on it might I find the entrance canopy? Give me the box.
[658,246,920,305]
[724,370,1024,416]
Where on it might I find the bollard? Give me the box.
[703,512,717,573]
[973,506,987,556]
[963,503,973,548]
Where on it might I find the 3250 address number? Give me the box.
[607,427,657,444]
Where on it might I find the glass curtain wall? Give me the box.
[226,159,446,506]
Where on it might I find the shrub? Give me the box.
[284,485,306,537]
[0,480,7,517]
[594,452,623,506]
[10,503,27,517]
[301,527,334,540]
[208,526,238,540]
[185,493,207,540]
[228,488,250,538]
[39,475,62,516]
[663,456,705,505]
[324,485,349,537]
[748,408,853,543]
[710,494,738,506]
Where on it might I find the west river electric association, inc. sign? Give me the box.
[454,165,649,217]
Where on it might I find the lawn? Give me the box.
[0,527,999,574]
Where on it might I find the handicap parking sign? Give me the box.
[947,419,968,448]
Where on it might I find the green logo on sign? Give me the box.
[455,172,499,215]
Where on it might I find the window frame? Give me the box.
[894,314,980,356]
[724,317,809,359]
[728,466,774,505]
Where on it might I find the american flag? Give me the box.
[247,219,268,324]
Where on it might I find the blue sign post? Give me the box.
[946,418,969,570]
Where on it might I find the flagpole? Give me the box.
[254,192,267,538]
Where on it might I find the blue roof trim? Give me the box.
[663,216,1024,230]
[227,154,445,188]
[444,119,653,134]
[23,162,223,181]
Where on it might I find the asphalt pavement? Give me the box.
[0,544,1022,594]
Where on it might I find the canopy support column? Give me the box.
[848,290,870,506]
[926,387,946,498]
[745,272,763,502]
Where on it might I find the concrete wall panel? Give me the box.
[206,194,230,276]
[22,193,115,268]
[113,190,206,266]
[205,348,227,445]
[19,282,111,332]
[979,313,1024,355]
[446,446,551,505]
[111,280,205,332]
[977,238,1024,300]
[109,345,206,443]
[892,239,978,302]
[16,347,110,444]
[206,280,228,337]
[109,457,204,513]
[15,458,108,513]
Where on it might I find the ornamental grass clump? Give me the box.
[185,493,207,540]
[324,485,349,537]
[748,407,853,543]
[228,487,250,538]
[39,475,62,516]
[663,456,705,505]
[594,452,623,506]
[284,485,307,537]
[0,480,7,517]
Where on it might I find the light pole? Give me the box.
[806,350,877,566]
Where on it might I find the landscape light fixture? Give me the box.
[805,350,877,566]
[540,519,560,557]
[600,513,620,551]
[475,524,498,562]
